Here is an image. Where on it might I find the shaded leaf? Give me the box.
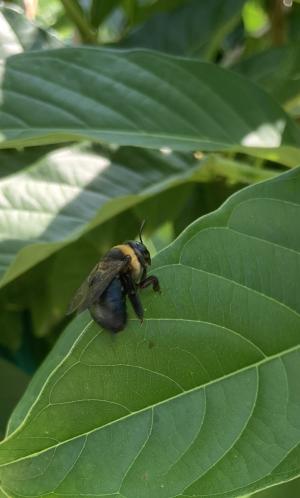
[172,180,243,236]
[121,0,246,58]
[235,43,300,115]
[0,168,299,497]
[0,309,22,352]
[0,48,299,164]
[0,144,60,178]
[0,358,29,439]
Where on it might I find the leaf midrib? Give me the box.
[0,128,231,147]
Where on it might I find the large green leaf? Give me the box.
[121,0,246,59]
[0,48,300,164]
[0,167,300,497]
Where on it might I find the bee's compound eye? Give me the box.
[145,250,151,265]
[139,244,150,262]
[127,241,151,264]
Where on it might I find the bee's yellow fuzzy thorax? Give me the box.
[114,244,141,280]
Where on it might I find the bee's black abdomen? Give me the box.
[89,277,127,333]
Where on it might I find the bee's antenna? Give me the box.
[139,219,146,244]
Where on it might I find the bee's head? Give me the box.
[126,220,151,266]
[127,241,151,266]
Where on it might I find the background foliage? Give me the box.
[0,1,300,497]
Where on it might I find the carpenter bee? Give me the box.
[67,221,160,332]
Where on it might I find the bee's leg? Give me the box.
[128,292,144,323]
[140,267,147,282]
[139,275,161,293]
[121,273,144,323]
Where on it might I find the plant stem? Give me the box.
[196,155,280,185]
[268,0,286,46]
[60,0,98,44]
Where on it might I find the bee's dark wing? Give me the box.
[67,257,129,315]
[66,275,91,315]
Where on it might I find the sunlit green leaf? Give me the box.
[242,0,269,35]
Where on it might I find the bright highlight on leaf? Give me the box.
[0,168,299,498]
